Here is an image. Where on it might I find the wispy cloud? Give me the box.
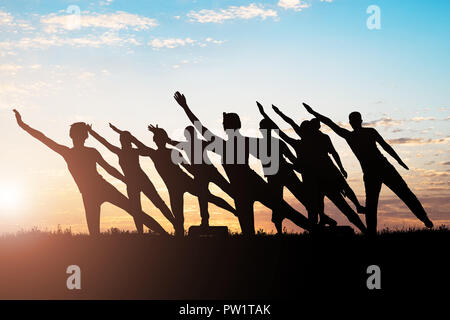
[41,11,158,33]
[278,0,311,12]
[187,3,278,23]
[387,137,450,145]
[0,32,140,50]
[149,37,225,49]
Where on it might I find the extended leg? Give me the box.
[383,166,433,228]
[327,191,367,233]
[104,183,168,235]
[341,179,365,213]
[141,176,176,225]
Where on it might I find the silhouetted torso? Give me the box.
[343,127,387,171]
[147,147,190,187]
[117,148,147,185]
[62,147,107,194]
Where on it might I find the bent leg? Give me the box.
[127,186,144,234]
[82,195,101,236]
[267,175,284,234]
[169,190,185,236]
[235,198,255,236]
[103,183,168,235]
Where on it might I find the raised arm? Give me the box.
[302,103,351,139]
[13,109,68,156]
[374,129,409,170]
[88,125,120,155]
[272,105,302,138]
[256,102,298,147]
[109,123,124,135]
[173,91,220,143]
[94,149,126,182]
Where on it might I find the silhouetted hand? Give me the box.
[110,123,125,135]
[174,91,188,109]
[256,101,266,116]
[147,124,159,133]
[302,103,314,114]
[272,104,281,114]
[399,161,409,170]
[13,109,23,124]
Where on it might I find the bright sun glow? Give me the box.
[0,185,22,209]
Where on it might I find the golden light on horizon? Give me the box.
[0,183,22,210]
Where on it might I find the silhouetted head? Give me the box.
[349,111,363,130]
[70,122,88,146]
[222,112,241,132]
[298,120,312,138]
[184,125,196,142]
[151,127,170,148]
[259,118,277,135]
[310,118,321,131]
[119,131,133,150]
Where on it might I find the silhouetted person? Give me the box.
[13,110,167,236]
[256,114,336,232]
[87,124,176,234]
[309,118,365,214]
[109,124,236,236]
[173,91,313,235]
[258,105,367,233]
[167,125,234,227]
[303,103,434,235]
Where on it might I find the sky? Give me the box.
[0,0,449,234]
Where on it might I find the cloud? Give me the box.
[387,137,450,145]
[411,117,435,122]
[187,3,278,23]
[0,32,140,50]
[364,116,403,127]
[278,0,310,11]
[41,11,158,33]
[149,37,225,49]
[0,9,34,31]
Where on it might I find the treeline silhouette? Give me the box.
[13,92,433,237]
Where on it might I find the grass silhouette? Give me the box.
[0,226,447,299]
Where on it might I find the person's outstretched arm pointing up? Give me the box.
[302,103,351,139]
[13,109,68,156]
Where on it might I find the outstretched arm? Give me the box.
[374,130,409,170]
[173,91,220,143]
[13,109,68,156]
[88,125,120,154]
[109,123,124,135]
[302,103,351,139]
[272,105,302,138]
[256,102,298,147]
[94,149,126,182]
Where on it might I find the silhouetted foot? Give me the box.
[357,205,366,214]
[424,218,434,229]
[200,220,209,228]
[319,215,337,227]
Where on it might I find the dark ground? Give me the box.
[0,227,448,300]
